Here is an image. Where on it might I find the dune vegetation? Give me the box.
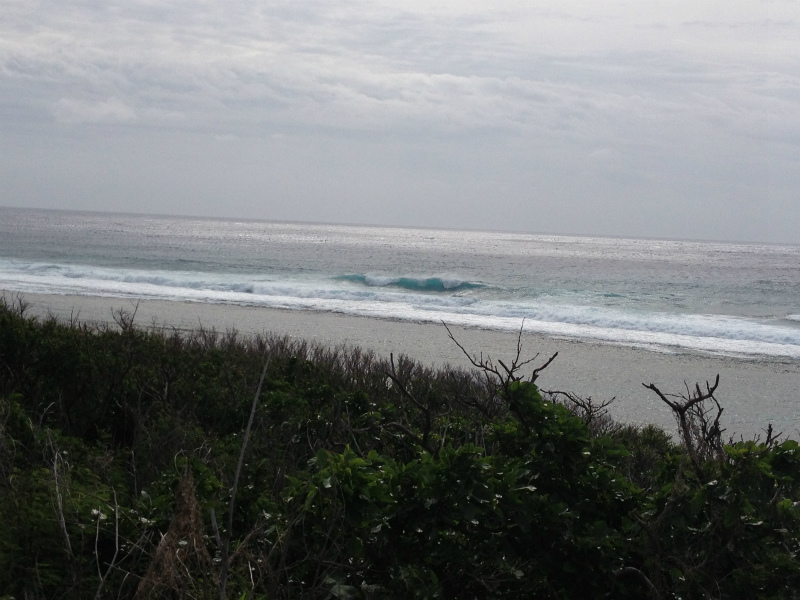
[0,296,798,599]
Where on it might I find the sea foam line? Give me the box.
[3,261,800,359]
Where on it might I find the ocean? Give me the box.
[1,206,800,361]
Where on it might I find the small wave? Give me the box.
[787,315,800,322]
[337,274,482,292]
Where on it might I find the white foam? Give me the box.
[363,275,399,286]
[3,258,800,359]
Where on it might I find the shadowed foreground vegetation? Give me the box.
[0,297,799,599]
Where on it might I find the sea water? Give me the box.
[1,207,799,360]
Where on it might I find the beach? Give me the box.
[11,290,799,438]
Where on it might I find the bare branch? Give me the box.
[52,448,74,563]
[386,354,427,414]
[218,355,271,600]
[613,566,660,599]
[764,423,783,448]
[94,491,121,600]
[643,375,723,472]
[496,359,514,379]
[530,352,558,383]
[443,322,503,381]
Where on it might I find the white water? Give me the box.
[3,252,800,359]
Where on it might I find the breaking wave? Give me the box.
[2,259,800,359]
[336,274,482,292]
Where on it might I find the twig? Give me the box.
[386,354,434,452]
[383,422,426,449]
[215,356,270,600]
[530,352,558,383]
[386,354,427,413]
[52,449,74,563]
[643,375,721,472]
[94,491,121,600]
[613,566,660,599]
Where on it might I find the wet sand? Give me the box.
[6,291,800,438]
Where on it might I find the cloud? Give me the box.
[589,148,613,160]
[2,0,795,138]
[52,97,136,124]
[2,3,795,138]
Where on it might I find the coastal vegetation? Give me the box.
[0,296,798,599]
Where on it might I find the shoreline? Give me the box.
[5,290,800,437]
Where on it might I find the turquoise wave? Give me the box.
[336,274,483,293]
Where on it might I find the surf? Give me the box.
[3,257,800,359]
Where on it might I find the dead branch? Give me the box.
[443,321,557,388]
[544,390,616,435]
[613,566,660,599]
[530,352,559,383]
[135,469,218,600]
[643,375,722,472]
[386,354,428,414]
[94,491,121,600]
[214,355,271,600]
[386,354,436,453]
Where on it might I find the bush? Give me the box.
[0,297,798,599]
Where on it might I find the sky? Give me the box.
[1,0,799,243]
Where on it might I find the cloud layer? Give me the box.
[2,0,799,242]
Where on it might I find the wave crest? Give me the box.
[337,274,482,292]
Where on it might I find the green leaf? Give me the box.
[330,583,360,599]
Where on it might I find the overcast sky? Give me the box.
[1,1,799,243]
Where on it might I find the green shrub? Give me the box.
[1,298,799,599]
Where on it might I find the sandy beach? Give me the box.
[6,290,800,438]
